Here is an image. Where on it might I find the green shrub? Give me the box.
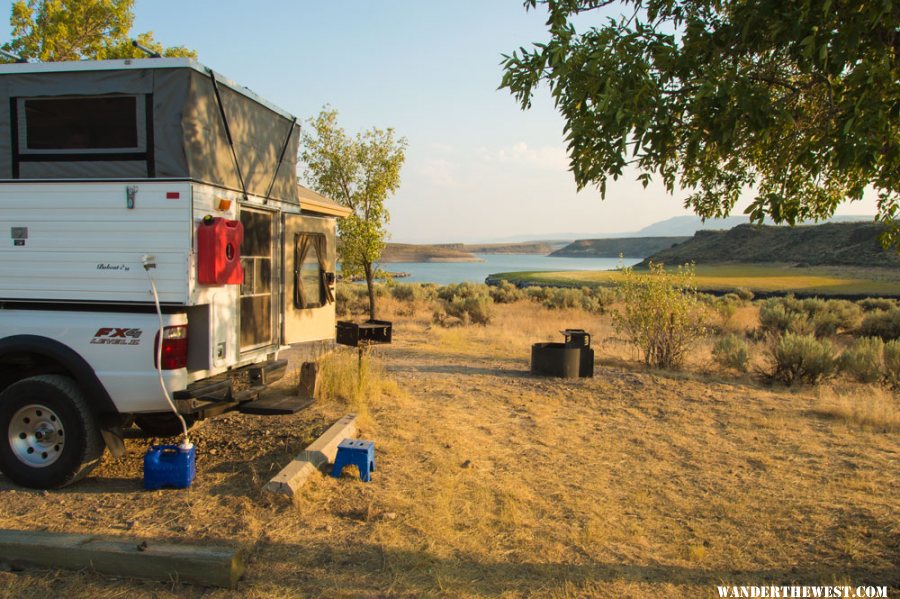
[857,298,897,312]
[612,262,708,369]
[445,295,494,325]
[838,337,885,383]
[769,333,835,386]
[437,282,488,302]
[758,299,813,336]
[488,280,524,304]
[335,283,370,315]
[419,283,438,302]
[812,300,862,337]
[390,283,423,302]
[711,296,740,331]
[884,340,900,389]
[733,287,755,302]
[712,334,750,372]
[857,308,900,341]
[758,296,860,338]
[524,286,551,303]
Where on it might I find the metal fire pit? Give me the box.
[531,329,594,378]
[336,320,392,347]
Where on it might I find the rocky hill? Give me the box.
[380,243,480,263]
[641,222,899,267]
[550,237,690,258]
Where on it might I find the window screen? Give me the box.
[294,233,326,309]
[21,96,142,152]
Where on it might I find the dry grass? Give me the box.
[812,385,900,433]
[0,299,897,597]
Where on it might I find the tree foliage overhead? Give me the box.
[4,0,195,62]
[301,108,407,318]
[501,0,900,246]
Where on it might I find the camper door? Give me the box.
[283,214,337,345]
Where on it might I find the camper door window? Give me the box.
[17,95,146,154]
[294,233,326,309]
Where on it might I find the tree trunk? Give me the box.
[364,262,376,320]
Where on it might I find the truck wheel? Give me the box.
[0,375,104,489]
[134,413,197,437]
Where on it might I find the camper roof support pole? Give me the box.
[262,117,297,204]
[209,71,249,201]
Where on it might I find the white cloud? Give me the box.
[477,142,570,171]
[417,158,458,188]
[429,142,455,153]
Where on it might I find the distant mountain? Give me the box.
[634,214,874,237]
[550,237,690,258]
[641,221,899,268]
[405,215,878,245]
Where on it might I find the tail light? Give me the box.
[154,325,188,370]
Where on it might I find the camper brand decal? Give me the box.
[91,328,143,346]
[96,263,131,272]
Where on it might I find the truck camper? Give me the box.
[0,58,349,488]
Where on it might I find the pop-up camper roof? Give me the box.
[0,58,299,204]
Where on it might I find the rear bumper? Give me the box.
[173,359,288,417]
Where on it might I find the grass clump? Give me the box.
[612,262,708,369]
[814,386,899,432]
[712,334,750,373]
[768,333,835,386]
[316,348,397,428]
[838,337,885,383]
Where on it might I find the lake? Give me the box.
[374,254,642,285]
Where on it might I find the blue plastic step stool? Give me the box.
[331,439,375,482]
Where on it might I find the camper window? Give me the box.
[294,233,326,309]
[18,95,146,153]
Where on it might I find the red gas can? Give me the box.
[197,216,243,285]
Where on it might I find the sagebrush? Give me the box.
[612,262,708,369]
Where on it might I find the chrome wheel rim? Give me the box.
[8,404,65,468]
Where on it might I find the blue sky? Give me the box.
[1,1,878,242]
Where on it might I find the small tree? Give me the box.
[613,262,707,369]
[301,108,407,318]
[4,0,195,62]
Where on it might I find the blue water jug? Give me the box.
[143,444,196,490]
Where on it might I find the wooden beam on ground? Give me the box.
[264,413,357,496]
[0,529,243,588]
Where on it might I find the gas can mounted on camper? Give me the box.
[197,216,243,285]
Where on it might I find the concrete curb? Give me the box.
[264,413,357,496]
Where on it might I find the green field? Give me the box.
[491,263,900,297]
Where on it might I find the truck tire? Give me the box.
[0,375,104,489]
[134,413,197,437]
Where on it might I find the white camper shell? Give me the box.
[0,58,349,489]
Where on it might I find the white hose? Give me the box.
[143,257,191,448]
